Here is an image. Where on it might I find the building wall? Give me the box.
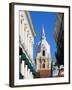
[19,11,36,79]
[19,11,35,61]
[54,13,64,65]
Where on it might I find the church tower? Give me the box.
[36,26,52,78]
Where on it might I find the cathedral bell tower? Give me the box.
[36,26,52,78]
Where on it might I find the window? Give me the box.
[20,16,24,24]
[42,50,45,56]
[21,19,22,24]
[43,63,45,68]
[19,47,22,55]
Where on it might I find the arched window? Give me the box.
[43,63,45,68]
[42,50,45,56]
[42,59,45,68]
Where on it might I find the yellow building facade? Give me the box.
[36,26,52,78]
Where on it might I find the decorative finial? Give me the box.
[42,25,46,39]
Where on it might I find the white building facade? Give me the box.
[19,11,36,79]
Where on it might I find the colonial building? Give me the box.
[19,11,36,79]
[36,26,52,78]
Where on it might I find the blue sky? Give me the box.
[30,11,57,62]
